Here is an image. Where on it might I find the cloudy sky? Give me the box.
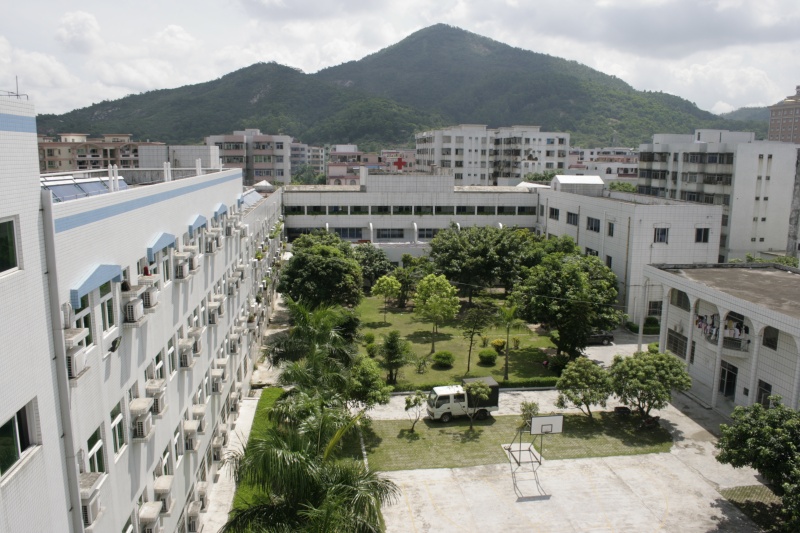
[2,0,798,116]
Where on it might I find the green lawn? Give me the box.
[357,296,559,390]
[348,412,672,471]
[720,485,785,532]
[232,387,285,510]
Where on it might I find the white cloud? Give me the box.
[145,25,199,57]
[55,11,104,54]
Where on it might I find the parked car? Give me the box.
[587,330,614,345]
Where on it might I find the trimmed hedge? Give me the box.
[362,332,376,345]
[392,376,558,392]
[626,321,660,335]
[478,349,498,366]
[432,351,455,368]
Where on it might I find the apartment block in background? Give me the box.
[206,129,292,186]
[768,85,800,143]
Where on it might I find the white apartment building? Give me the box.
[1,99,73,532]
[414,125,570,186]
[138,145,221,170]
[644,263,800,417]
[637,129,800,262]
[283,170,720,323]
[567,147,639,187]
[206,129,292,186]
[2,96,284,533]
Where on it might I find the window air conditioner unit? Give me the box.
[179,351,193,369]
[229,339,238,354]
[142,287,159,309]
[81,492,101,527]
[188,255,200,272]
[211,377,222,394]
[138,503,163,533]
[125,299,144,323]
[133,412,153,440]
[66,349,88,379]
[185,436,196,452]
[175,262,189,279]
[225,224,234,237]
[148,388,166,415]
[205,240,217,254]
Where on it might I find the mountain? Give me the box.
[36,63,446,148]
[36,24,768,148]
[315,24,767,146]
[719,106,770,122]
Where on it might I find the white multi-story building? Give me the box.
[2,97,284,533]
[414,125,570,185]
[283,170,720,322]
[206,129,292,186]
[644,262,800,417]
[567,147,639,187]
[637,129,800,262]
[1,98,73,532]
[138,145,221,170]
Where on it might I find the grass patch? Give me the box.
[347,411,672,471]
[232,387,285,510]
[357,296,559,388]
[720,485,785,532]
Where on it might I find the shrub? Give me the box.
[362,332,376,345]
[626,321,660,335]
[644,316,660,327]
[512,336,521,349]
[365,343,378,358]
[647,342,659,354]
[412,353,430,374]
[432,351,455,368]
[491,339,506,354]
[480,335,489,347]
[478,349,497,366]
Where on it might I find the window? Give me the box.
[418,228,438,239]
[654,227,669,244]
[350,206,368,215]
[415,206,433,215]
[756,380,773,407]
[549,207,560,221]
[763,326,779,350]
[605,255,612,268]
[393,206,412,215]
[695,228,710,243]
[110,401,125,455]
[99,281,115,333]
[670,290,690,311]
[160,446,171,476]
[333,227,362,240]
[372,206,390,215]
[476,206,495,215]
[0,219,18,273]
[586,217,600,233]
[667,329,687,359]
[435,206,455,215]
[376,229,404,240]
[87,427,105,473]
[285,206,304,215]
[167,338,176,376]
[648,301,663,317]
[497,206,516,215]
[607,222,615,237]
[456,206,472,215]
[161,252,171,284]
[173,426,183,465]
[0,405,33,476]
[74,295,94,348]
[566,212,579,226]
[153,351,165,380]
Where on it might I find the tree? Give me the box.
[371,275,401,323]
[609,181,637,193]
[348,355,393,409]
[379,330,411,385]
[716,397,800,529]
[278,244,363,308]
[555,358,612,419]
[414,274,460,353]
[291,230,353,257]
[496,304,525,381]
[609,351,691,418]
[291,163,326,185]
[463,380,491,431]
[461,305,494,373]
[429,225,500,302]
[353,243,393,287]
[524,169,562,182]
[404,390,428,433]
[512,253,621,359]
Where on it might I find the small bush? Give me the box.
[478,349,498,366]
[645,316,660,327]
[647,342,659,353]
[627,321,660,335]
[362,332,376,345]
[480,335,489,347]
[511,336,521,349]
[432,351,455,368]
[412,353,430,374]
[491,339,506,354]
[391,376,558,392]
[365,343,378,358]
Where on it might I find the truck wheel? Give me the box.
[602,338,610,345]
[476,409,488,420]
[440,413,452,423]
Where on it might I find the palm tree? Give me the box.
[496,304,525,381]
[223,403,398,532]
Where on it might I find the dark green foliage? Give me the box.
[379,330,412,384]
[431,351,455,368]
[609,351,691,418]
[291,230,352,257]
[353,244,393,287]
[644,316,660,327]
[719,106,770,122]
[608,181,637,192]
[362,332,376,345]
[626,321,660,335]
[278,244,363,309]
[365,343,378,358]
[647,342,660,354]
[478,349,497,366]
[555,358,611,419]
[348,356,393,407]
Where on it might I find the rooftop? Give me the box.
[657,263,800,320]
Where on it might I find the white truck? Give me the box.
[426,376,500,423]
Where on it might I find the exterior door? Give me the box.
[719,361,738,398]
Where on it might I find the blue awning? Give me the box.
[147,232,176,262]
[213,204,228,219]
[70,264,123,309]
[188,215,207,237]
